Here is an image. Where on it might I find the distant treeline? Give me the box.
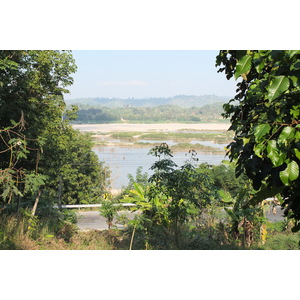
[65,94,229,108]
[70,103,226,123]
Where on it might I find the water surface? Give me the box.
[94,144,227,189]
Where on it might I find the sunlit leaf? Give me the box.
[280,160,299,185]
[254,124,271,142]
[268,76,290,101]
[234,55,252,80]
[278,126,295,144]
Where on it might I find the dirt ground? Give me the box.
[72,123,230,133]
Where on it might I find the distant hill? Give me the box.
[65,94,230,108]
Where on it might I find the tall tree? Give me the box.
[0,51,110,211]
[216,50,300,230]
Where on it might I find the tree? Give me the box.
[147,143,215,247]
[0,50,110,212]
[216,50,300,230]
[0,50,77,209]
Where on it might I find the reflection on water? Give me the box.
[93,144,227,189]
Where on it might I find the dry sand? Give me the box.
[72,123,230,133]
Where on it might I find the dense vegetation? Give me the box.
[2,143,297,250]
[1,50,299,250]
[216,50,300,232]
[69,103,226,124]
[0,51,110,215]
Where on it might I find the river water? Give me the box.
[93,139,228,189]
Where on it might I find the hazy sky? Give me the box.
[65,50,238,99]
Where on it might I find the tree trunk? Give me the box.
[31,189,42,216]
[129,226,136,250]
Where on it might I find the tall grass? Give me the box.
[0,211,119,250]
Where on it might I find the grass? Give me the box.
[110,132,141,139]
[93,131,233,144]
[0,213,118,250]
[141,131,232,142]
[170,142,224,153]
[2,212,297,250]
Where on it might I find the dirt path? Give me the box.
[72,123,230,133]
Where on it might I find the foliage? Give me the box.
[263,231,300,250]
[196,163,251,199]
[40,125,111,205]
[216,50,300,230]
[70,103,226,124]
[125,166,149,191]
[99,196,121,229]
[121,143,217,248]
[0,50,110,213]
[219,185,268,247]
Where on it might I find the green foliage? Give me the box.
[40,126,111,205]
[99,198,121,229]
[126,166,149,190]
[0,50,110,214]
[263,232,300,250]
[216,50,300,229]
[70,103,226,124]
[121,143,217,248]
[196,163,251,199]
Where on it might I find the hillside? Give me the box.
[65,94,230,108]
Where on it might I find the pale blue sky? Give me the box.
[65,50,237,100]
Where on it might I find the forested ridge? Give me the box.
[66,95,228,123]
[65,94,229,108]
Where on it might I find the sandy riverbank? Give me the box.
[72,123,230,133]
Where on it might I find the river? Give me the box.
[93,139,228,189]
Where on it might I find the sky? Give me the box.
[65,50,238,100]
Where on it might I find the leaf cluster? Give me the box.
[216,50,300,225]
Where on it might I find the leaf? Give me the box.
[219,190,233,203]
[268,76,290,102]
[267,149,286,167]
[267,139,277,153]
[266,140,285,166]
[224,208,239,222]
[254,143,265,158]
[278,126,295,144]
[234,55,252,80]
[280,160,299,185]
[294,148,300,160]
[288,50,300,58]
[255,60,265,73]
[254,124,271,142]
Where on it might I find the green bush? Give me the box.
[264,232,300,250]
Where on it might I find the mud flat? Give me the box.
[72,123,230,133]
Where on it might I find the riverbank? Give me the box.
[72,122,230,133]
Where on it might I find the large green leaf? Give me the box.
[267,149,286,167]
[268,76,290,102]
[254,124,271,142]
[288,50,300,58]
[234,55,252,80]
[280,160,299,185]
[278,126,295,144]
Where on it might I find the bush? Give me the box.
[263,232,300,250]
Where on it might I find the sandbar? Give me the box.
[72,123,230,133]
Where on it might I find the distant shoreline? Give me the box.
[72,123,230,133]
